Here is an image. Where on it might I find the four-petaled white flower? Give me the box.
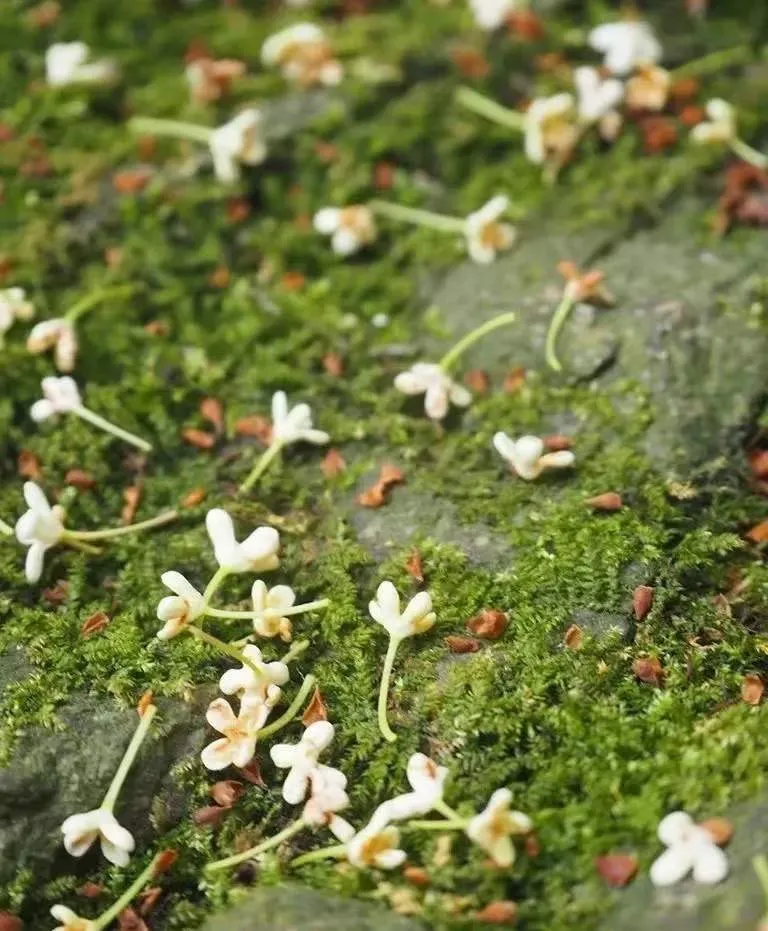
[61,808,135,867]
[493,433,575,481]
[46,42,117,87]
[464,196,516,265]
[466,788,532,867]
[270,720,336,804]
[209,109,267,184]
[50,905,95,931]
[394,362,472,421]
[261,23,342,87]
[27,318,79,372]
[691,98,737,146]
[271,390,330,447]
[205,508,281,574]
[250,580,298,640]
[369,581,436,641]
[303,765,356,841]
[200,697,268,771]
[219,644,289,711]
[468,0,516,30]
[15,481,65,583]
[156,571,205,640]
[0,287,34,340]
[588,20,662,76]
[371,753,449,827]
[524,94,579,166]
[626,65,670,112]
[30,375,82,423]
[649,811,729,887]
[314,205,378,257]
[347,822,406,870]
[573,66,624,126]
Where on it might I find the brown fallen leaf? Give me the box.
[117,908,148,931]
[403,866,431,887]
[237,759,266,787]
[467,609,508,640]
[210,780,245,808]
[321,448,346,478]
[144,319,169,337]
[563,624,583,650]
[586,492,623,512]
[193,805,229,828]
[27,0,61,27]
[640,116,678,155]
[749,450,768,480]
[745,520,768,543]
[18,449,42,479]
[113,169,153,194]
[0,915,22,931]
[699,816,733,846]
[66,469,96,490]
[524,833,541,857]
[450,47,490,79]
[508,8,545,39]
[594,853,638,887]
[323,351,344,377]
[373,161,395,190]
[632,585,654,621]
[543,434,572,451]
[358,463,405,508]
[475,900,518,924]
[200,397,224,434]
[181,487,207,508]
[137,690,154,718]
[121,485,142,525]
[81,611,110,638]
[182,428,216,450]
[227,198,251,223]
[445,635,481,654]
[153,849,178,874]
[679,105,706,127]
[137,887,162,917]
[314,141,339,163]
[405,549,425,583]
[302,686,329,726]
[43,579,69,605]
[503,366,526,394]
[209,265,231,289]
[77,882,105,898]
[464,369,490,394]
[280,271,306,292]
[741,673,764,706]
[235,415,272,443]
[632,656,664,686]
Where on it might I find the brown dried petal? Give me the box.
[209,265,231,289]
[117,908,148,931]
[563,624,583,650]
[467,609,508,640]
[445,635,481,654]
[66,469,96,490]
[237,759,266,787]
[77,882,105,898]
[43,579,69,605]
[235,415,272,443]
[322,351,344,377]
[503,366,526,394]
[464,369,490,394]
[182,428,216,450]
[81,611,110,638]
[210,780,245,808]
[153,849,178,874]
[121,485,141,524]
[403,866,431,887]
[137,887,162,917]
[379,463,405,488]
[451,48,490,79]
[698,817,733,847]
[524,833,541,857]
[594,853,638,887]
[18,449,42,479]
[543,434,572,451]
[741,673,764,706]
[200,397,224,434]
[745,520,768,543]
[405,549,425,583]
[632,656,664,686]
[193,805,229,828]
[632,585,654,621]
[137,690,155,718]
[144,319,169,337]
[0,915,22,931]
[182,487,207,508]
[321,448,346,478]
[373,161,395,190]
[113,169,152,195]
[302,686,329,726]
[586,492,624,512]
[475,901,518,924]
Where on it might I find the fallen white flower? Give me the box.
[272,390,330,447]
[261,23,342,87]
[691,98,737,145]
[0,287,34,340]
[219,643,289,709]
[61,808,135,867]
[573,66,624,125]
[468,0,516,30]
[466,788,532,867]
[464,195,516,265]
[394,362,472,421]
[369,581,436,641]
[250,580,298,640]
[314,205,378,256]
[371,752,449,827]
[303,765,355,841]
[205,508,281,574]
[156,571,206,640]
[27,318,79,372]
[650,811,729,886]
[201,697,269,770]
[14,481,65,583]
[270,720,336,804]
[30,375,82,422]
[347,822,406,870]
[588,20,662,76]
[50,904,95,931]
[46,41,117,87]
[493,433,575,480]
[524,94,579,166]
[209,109,267,184]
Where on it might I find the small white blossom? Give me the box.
[464,196,516,265]
[573,66,624,125]
[303,766,355,841]
[46,42,117,87]
[261,23,342,87]
[650,811,729,887]
[691,98,737,146]
[270,720,335,804]
[0,287,34,340]
[61,808,135,866]
[27,318,79,372]
[156,571,205,640]
[368,581,436,641]
[219,644,289,711]
[50,905,95,931]
[626,65,670,112]
[371,753,449,827]
[200,697,268,771]
[271,390,330,447]
[209,109,267,184]
[314,205,378,256]
[588,20,662,76]
[250,580,298,640]
[469,0,516,30]
[347,822,406,870]
[15,481,65,583]
[466,788,532,867]
[30,375,82,423]
[524,94,579,166]
[205,508,281,574]
[493,433,575,481]
[394,362,472,421]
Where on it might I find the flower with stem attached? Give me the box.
[524,94,579,173]
[370,753,449,827]
[649,811,729,886]
[201,697,269,771]
[239,391,329,494]
[219,643,289,711]
[466,788,532,867]
[205,508,281,573]
[271,720,337,804]
[588,19,662,76]
[46,41,117,87]
[31,376,152,451]
[261,23,342,87]
[394,311,516,421]
[691,98,768,169]
[156,571,206,640]
[60,703,157,866]
[544,261,613,372]
[314,205,378,256]
[369,581,436,742]
[347,822,407,870]
[493,433,575,480]
[0,287,34,344]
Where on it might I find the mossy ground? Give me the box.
[2,0,768,929]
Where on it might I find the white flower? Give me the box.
[209,109,267,184]
[466,788,532,867]
[469,0,516,30]
[14,482,65,583]
[205,508,280,574]
[45,42,117,87]
[650,811,729,887]
[250,580,297,640]
[219,644,289,710]
[27,318,78,372]
[347,822,406,870]
[371,753,449,827]
[394,362,472,421]
[303,766,355,841]
[625,65,670,112]
[156,571,205,640]
[200,697,269,771]
[60,808,135,866]
[573,66,624,124]
[50,905,95,931]
[524,94,579,165]
[368,581,436,641]
[0,287,34,338]
[464,196,516,265]
[588,20,662,76]
[314,206,378,256]
[493,433,575,481]
[261,23,342,87]
[691,98,737,146]
[270,720,335,804]
[271,390,330,446]
[30,375,82,422]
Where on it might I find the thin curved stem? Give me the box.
[72,405,152,452]
[290,843,347,868]
[730,137,768,170]
[63,537,103,555]
[207,598,329,621]
[377,636,401,743]
[205,818,307,872]
[281,638,310,664]
[94,854,162,929]
[187,625,263,676]
[369,200,466,233]
[259,674,316,739]
[439,312,516,372]
[435,799,464,822]
[672,44,750,79]
[455,86,526,132]
[65,510,177,541]
[754,854,768,915]
[65,284,136,323]
[239,440,284,494]
[202,565,230,607]
[128,116,213,144]
[544,292,575,372]
[406,819,466,831]
[102,704,157,813]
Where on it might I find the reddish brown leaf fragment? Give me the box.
[475,901,518,924]
[403,866,431,887]
[210,780,245,808]
[698,817,733,846]
[117,908,148,931]
[66,469,96,490]
[467,609,507,640]
[137,887,162,917]
[445,635,481,654]
[586,492,623,512]
[181,487,207,508]
[193,805,229,828]
[121,485,142,524]
[237,759,267,787]
[137,690,154,718]
[200,397,224,434]
[741,674,764,706]
[464,368,490,394]
[503,367,526,394]
[153,849,178,874]
[405,549,425,583]
[302,686,329,726]
[321,448,346,478]
[746,520,768,543]
[235,415,272,443]
[81,611,110,638]
[632,656,664,686]
[594,853,638,887]
[563,624,583,650]
[632,585,654,621]
[77,882,105,898]
[182,428,216,450]
[18,450,42,479]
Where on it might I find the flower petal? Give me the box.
[650,845,696,887]
[692,843,728,885]
[201,737,234,771]
[206,698,237,734]
[658,811,694,846]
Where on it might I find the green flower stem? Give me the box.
[64,510,177,541]
[730,137,768,170]
[128,116,213,144]
[672,44,750,79]
[0,518,14,535]
[369,200,466,233]
[187,625,263,676]
[455,86,526,132]
[93,854,164,930]
[377,636,401,743]
[281,638,310,664]
[239,440,284,494]
[259,674,316,739]
[102,704,157,813]
[544,291,576,372]
[205,818,307,872]
[754,854,768,916]
[438,312,516,372]
[63,537,104,556]
[202,565,230,607]
[435,799,464,821]
[406,819,466,831]
[206,598,330,621]
[65,284,136,323]
[290,843,348,868]
[71,405,153,452]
